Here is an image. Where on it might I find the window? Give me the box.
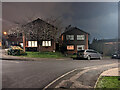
[20,43,23,47]
[67,45,74,50]
[66,35,74,40]
[77,45,84,50]
[42,41,51,46]
[77,35,85,40]
[93,51,97,53]
[0,42,1,46]
[61,35,63,41]
[28,41,37,47]
[86,50,93,53]
[28,41,32,47]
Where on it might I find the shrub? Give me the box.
[60,43,67,54]
[7,46,27,56]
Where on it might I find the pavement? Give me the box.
[101,68,119,76]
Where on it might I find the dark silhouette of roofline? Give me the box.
[23,18,57,29]
[61,27,89,35]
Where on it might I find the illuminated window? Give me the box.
[66,35,74,40]
[77,45,84,50]
[67,45,74,50]
[28,41,31,47]
[77,35,85,40]
[28,41,37,47]
[42,41,51,46]
[0,42,1,46]
[20,43,23,47]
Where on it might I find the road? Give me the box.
[2,58,118,88]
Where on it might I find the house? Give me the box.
[24,18,57,52]
[7,18,57,52]
[2,34,10,49]
[2,32,23,49]
[60,27,89,54]
[7,33,23,46]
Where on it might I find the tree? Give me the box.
[44,16,64,40]
[8,16,63,52]
[8,23,27,52]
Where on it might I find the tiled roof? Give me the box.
[61,27,89,35]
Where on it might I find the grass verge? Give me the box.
[96,76,120,89]
[23,51,66,58]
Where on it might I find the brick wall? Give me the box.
[39,41,56,52]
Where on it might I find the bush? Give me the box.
[60,43,67,54]
[7,46,27,56]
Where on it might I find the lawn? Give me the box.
[96,76,120,89]
[23,51,66,58]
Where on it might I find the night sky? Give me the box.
[2,2,118,41]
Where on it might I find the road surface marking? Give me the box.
[3,61,20,63]
[56,59,64,60]
[43,63,118,89]
[43,68,78,90]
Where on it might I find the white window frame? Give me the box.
[77,45,84,50]
[66,35,74,40]
[42,41,51,46]
[77,35,85,40]
[28,41,37,47]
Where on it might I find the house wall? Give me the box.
[25,40,56,52]
[39,41,56,52]
[61,28,89,54]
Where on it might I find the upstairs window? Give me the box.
[77,35,85,40]
[66,35,74,40]
[42,41,51,46]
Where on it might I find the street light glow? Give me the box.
[3,32,7,35]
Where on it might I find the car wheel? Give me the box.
[87,56,91,60]
[99,56,102,60]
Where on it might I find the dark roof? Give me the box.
[61,27,89,35]
[24,18,57,29]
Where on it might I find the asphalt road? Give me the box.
[2,58,118,88]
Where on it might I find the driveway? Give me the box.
[2,58,118,88]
